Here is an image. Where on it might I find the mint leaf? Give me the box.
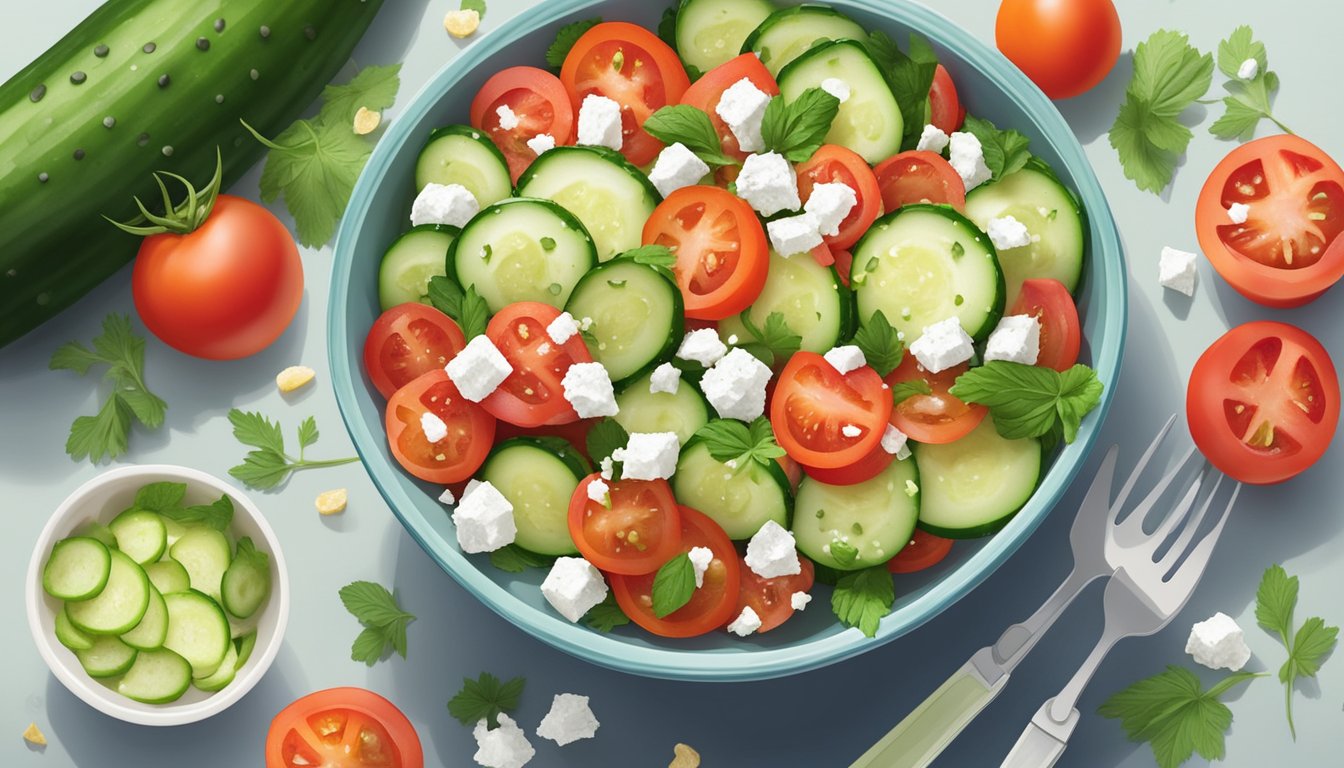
[760,88,841,162]
[889,380,932,405]
[642,104,736,167]
[961,114,1032,180]
[864,31,939,150]
[134,482,187,513]
[488,544,556,574]
[1099,666,1259,768]
[586,417,629,466]
[427,276,489,339]
[651,553,696,618]
[583,594,631,632]
[832,567,894,637]
[546,18,601,69]
[448,672,525,729]
[851,310,904,377]
[948,362,1104,444]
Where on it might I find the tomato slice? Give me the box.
[735,556,814,633]
[385,369,496,484]
[886,355,987,444]
[265,687,423,768]
[771,352,892,468]
[795,145,884,250]
[887,530,954,574]
[1187,321,1339,485]
[680,52,779,161]
[480,302,592,427]
[1196,134,1344,308]
[928,64,965,134]
[568,475,682,575]
[609,506,741,637]
[874,150,967,213]
[470,66,575,182]
[642,185,769,320]
[363,303,466,399]
[833,248,853,288]
[1009,278,1081,372]
[559,22,690,167]
[802,440,896,486]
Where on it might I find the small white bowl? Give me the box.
[25,465,290,726]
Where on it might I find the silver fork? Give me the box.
[848,415,1179,768]
[1000,456,1242,767]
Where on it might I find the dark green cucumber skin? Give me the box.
[0,0,384,348]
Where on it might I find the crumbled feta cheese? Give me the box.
[536,693,600,746]
[526,133,556,156]
[1159,246,1198,297]
[420,411,449,443]
[446,335,513,402]
[916,123,950,153]
[1227,202,1250,224]
[767,213,823,256]
[909,317,974,373]
[615,432,680,481]
[948,132,992,191]
[736,152,801,216]
[701,347,772,421]
[649,142,711,198]
[819,77,851,104]
[473,714,535,768]
[495,104,520,130]
[577,94,623,150]
[823,344,866,375]
[804,182,858,238]
[726,334,739,345]
[410,182,480,228]
[715,77,771,152]
[986,215,1033,251]
[438,487,456,505]
[649,362,682,395]
[586,477,610,504]
[536,342,551,355]
[541,557,609,622]
[1185,612,1251,671]
[579,316,593,331]
[452,480,516,553]
[744,520,801,579]
[881,424,910,458]
[840,424,861,438]
[983,314,1041,366]
[790,591,812,611]
[688,546,714,588]
[561,362,619,418]
[546,311,580,344]
[1237,57,1259,80]
[599,456,614,480]
[727,605,762,637]
[676,328,728,366]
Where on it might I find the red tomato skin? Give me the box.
[1010,278,1081,372]
[133,195,302,360]
[873,151,967,213]
[385,370,496,484]
[265,687,424,768]
[568,475,683,575]
[928,64,964,134]
[771,352,892,469]
[802,442,896,486]
[886,356,988,445]
[995,0,1122,100]
[480,302,591,427]
[680,53,778,161]
[736,557,815,633]
[795,145,884,250]
[887,530,954,574]
[470,66,575,181]
[363,303,466,399]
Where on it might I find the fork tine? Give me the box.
[1164,481,1241,603]
[1114,444,1199,537]
[1106,414,1179,527]
[1157,470,1223,570]
[1147,469,1206,551]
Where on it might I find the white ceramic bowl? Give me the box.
[25,465,290,726]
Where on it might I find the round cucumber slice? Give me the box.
[718,249,853,354]
[162,590,231,679]
[564,258,684,383]
[54,606,95,651]
[741,4,868,76]
[220,539,271,620]
[65,550,150,635]
[109,510,167,565]
[793,456,921,570]
[170,528,233,602]
[378,224,458,310]
[480,438,585,556]
[193,641,238,692]
[234,632,258,670]
[673,439,793,540]
[73,521,118,549]
[414,124,513,206]
[914,418,1042,538]
[118,648,192,704]
[777,39,904,163]
[675,0,776,73]
[144,559,191,596]
[43,536,111,601]
[120,585,168,651]
[75,635,138,678]
[614,370,710,445]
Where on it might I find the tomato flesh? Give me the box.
[481,302,591,427]
[887,530,954,574]
[680,53,779,161]
[771,352,891,468]
[470,66,574,181]
[1009,278,1080,372]
[795,145,883,250]
[363,303,466,399]
[886,355,987,445]
[386,370,496,484]
[266,688,423,768]
[568,475,682,575]
[873,151,967,213]
[928,64,965,134]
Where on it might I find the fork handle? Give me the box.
[1000,701,1079,768]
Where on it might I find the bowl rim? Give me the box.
[24,464,291,726]
[329,0,1127,681]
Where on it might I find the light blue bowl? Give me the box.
[330,0,1126,681]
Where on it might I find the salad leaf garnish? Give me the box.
[864,31,939,150]
[584,594,631,632]
[651,553,696,617]
[459,0,487,20]
[227,409,359,491]
[850,310,905,377]
[694,417,786,469]
[126,481,234,530]
[489,544,556,574]
[889,380,933,406]
[760,87,841,162]
[831,567,895,637]
[736,310,802,367]
[546,17,602,69]
[1256,564,1339,738]
[340,580,416,666]
[428,275,490,339]
[621,244,679,282]
[642,104,737,167]
[948,362,1103,444]
[1209,26,1292,140]
[233,537,270,573]
[960,115,1032,181]
[448,672,525,729]
[586,417,629,469]
[318,63,402,126]
[1099,666,1260,768]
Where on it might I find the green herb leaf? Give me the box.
[642,104,737,167]
[736,310,802,367]
[1099,666,1259,768]
[1284,617,1338,682]
[850,311,905,377]
[297,416,319,453]
[227,451,294,491]
[583,594,631,632]
[318,63,402,125]
[427,276,490,339]
[233,537,269,572]
[961,115,1032,181]
[340,580,415,666]
[448,672,525,729]
[832,567,895,638]
[694,417,786,468]
[1217,25,1266,79]
[586,417,629,466]
[546,17,601,69]
[161,494,234,531]
[1255,564,1338,738]
[459,0,487,20]
[488,544,556,574]
[760,88,841,162]
[622,244,677,269]
[651,553,696,618]
[1255,564,1297,641]
[889,380,933,405]
[864,31,939,150]
[227,409,358,491]
[1209,27,1290,140]
[228,409,286,454]
[948,362,1104,444]
[134,482,187,513]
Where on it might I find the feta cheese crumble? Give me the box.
[649,142,711,198]
[986,215,1033,251]
[727,605,763,637]
[823,344,866,375]
[1227,202,1250,224]
[546,311,580,344]
[526,133,556,156]
[676,328,728,366]
[438,487,456,505]
[420,411,449,443]
[541,557,609,622]
[536,693,600,746]
[577,94,623,150]
[473,714,535,768]
[615,432,680,481]
[701,347,772,421]
[819,77,851,103]
[715,77,771,152]
[916,123,950,153]
[599,456,614,480]
[767,213,823,256]
[586,477,610,504]
[736,152,801,216]
[1185,612,1251,671]
[1237,57,1259,80]
[1159,246,1198,297]
[841,424,862,438]
[561,362,619,418]
[881,424,910,458]
[495,104,519,130]
[649,362,682,394]
[410,182,480,228]
[687,546,714,588]
[790,591,812,611]
[804,182,858,238]
[983,314,1041,366]
[446,335,513,402]
[452,480,516,553]
[909,317,975,373]
[744,520,801,579]
[948,131,992,191]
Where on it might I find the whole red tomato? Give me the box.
[995,0,1122,100]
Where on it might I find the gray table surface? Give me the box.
[3,0,1342,765]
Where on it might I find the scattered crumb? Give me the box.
[444,9,481,38]
[315,488,348,516]
[22,722,46,747]
[276,365,316,393]
[669,743,700,768]
[353,107,382,135]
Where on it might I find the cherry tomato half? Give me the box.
[771,352,892,469]
[680,52,779,162]
[470,66,575,181]
[886,355,987,445]
[796,144,884,250]
[385,369,496,484]
[928,64,965,134]
[265,687,423,768]
[1009,278,1081,372]
[802,441,896,486]
[568,475,683,575]
[736,557,814,633]
[887,529,954,574]
[481,302,592,427]
[363,303,466,399]
[874,151,967,213]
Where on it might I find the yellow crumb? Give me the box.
[669,743,700,768]
[444,9,480,38]
[353,107,382,135]
[315,488,348,516]
[22,722,46,747]
[276,365,316,393]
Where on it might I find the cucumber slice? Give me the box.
[516,146,660,262]
[614,370,711,444]
[793,455,921,570]
[234,631,258,670]
[378,224,459,310]
[673,438,792,540]
[777,39,903,163]
[117,648,193,704]
[162,590,232,679]
[42,536,111,601]
[109,510,167,565]
[564,258,684,382]
[66,550,150,635]
[914,419,1042,538]
[852,204,1004,343]
[170,528,232,601]
[741,4,867,76]
[963,160,1087,307]
[718,249,853,353]
[162,517,187,549]
[55,606,94,651]
[220,538,271,620]
[144,559,191,596]
[193,642,238,692]
[415,124,513,206]
[120,584,168,651]
[676,0,776,73]
[451,197,597,312]
[75,635,137,678]
[73,521,118,549]
[480,438,586,556]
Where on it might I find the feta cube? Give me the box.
[599,456,614,480]
[715,77,771,152]
[541,557,609,622]
[420,411,449,443]
[649,142,711,198]
[983,314,1041,366]
[561,362,619,418]
[916,123,950,153]
[452,480,516,553]
[615,432,680,481]
[438,487,456,505]
[526,133,556,156]
[495,104,520,130]
[986,215,1033,251]
[727,605,762,637]
[823,344,866,375]
[701,347,772,421]
[1237,57,1259,80]
[841,424,861,438]
[767,213,823,256]
[676,328,728,366]
[688,546,714,588]
[649,362,682,395]
[1185,612,1251,671]
[744,520,801,579]
[909,317,974,373]
[736,152,801,216]
[577,94,623,150]
[804,182,858,238]
[536,693,600,746]
[881,424,910,459]
[790,591,812,611]
[473,714,535,768]
[1227,202,1250,224]
[948,132,992,191]
[1159,246,1198,297]
[446,335,514,402]
[819,77,851,104]
[410,182,480,228]
[586,477,610,504]
[546,311,580,344]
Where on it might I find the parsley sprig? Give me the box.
[832,567,895,637]
[736,311,802,367]
[427,275,490,339]
[850,311,905,377]
[889,380,933,405]
[694,417,786,469]
[960,115,1032,182]
[227,409,358,491]
[863,31,939,150]
[546,18,601,70]
[642,105,737,167]
[584,594,631,632]
[586,417,629,475]
[340,580,416,666]
[448,672,525,729]
[1099,666,1260,768]
[760,88,841,162]
[489,544,556,574]
[130,481,234,530]
[948,362,1104,444]
[1209,26,1292,140]
[1255,564,1338,738]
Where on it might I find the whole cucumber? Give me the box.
[0,0,385,348]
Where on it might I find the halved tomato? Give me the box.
[833,248,854,288]
[680,52,779,161]
[802,441,895,486]
[928,64,965,134]
[735,556,814,633]
[1010,278,1081,372]
[642,185,769,320]
[886,355,987,444]
[609,506,741,637]
[887,529,954,574]
[385,369,496,484]
[363,303,466,399]
[481,302,592,427]
[265,688,423,768]
[1187,321,1339,485]
[795,145,884,250]
[559,22,691,167]
[771,352,892,468]
[874,150,967,212]
[1196,134,1344,307]
[470,66,575,181]
[568,475,682,575]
